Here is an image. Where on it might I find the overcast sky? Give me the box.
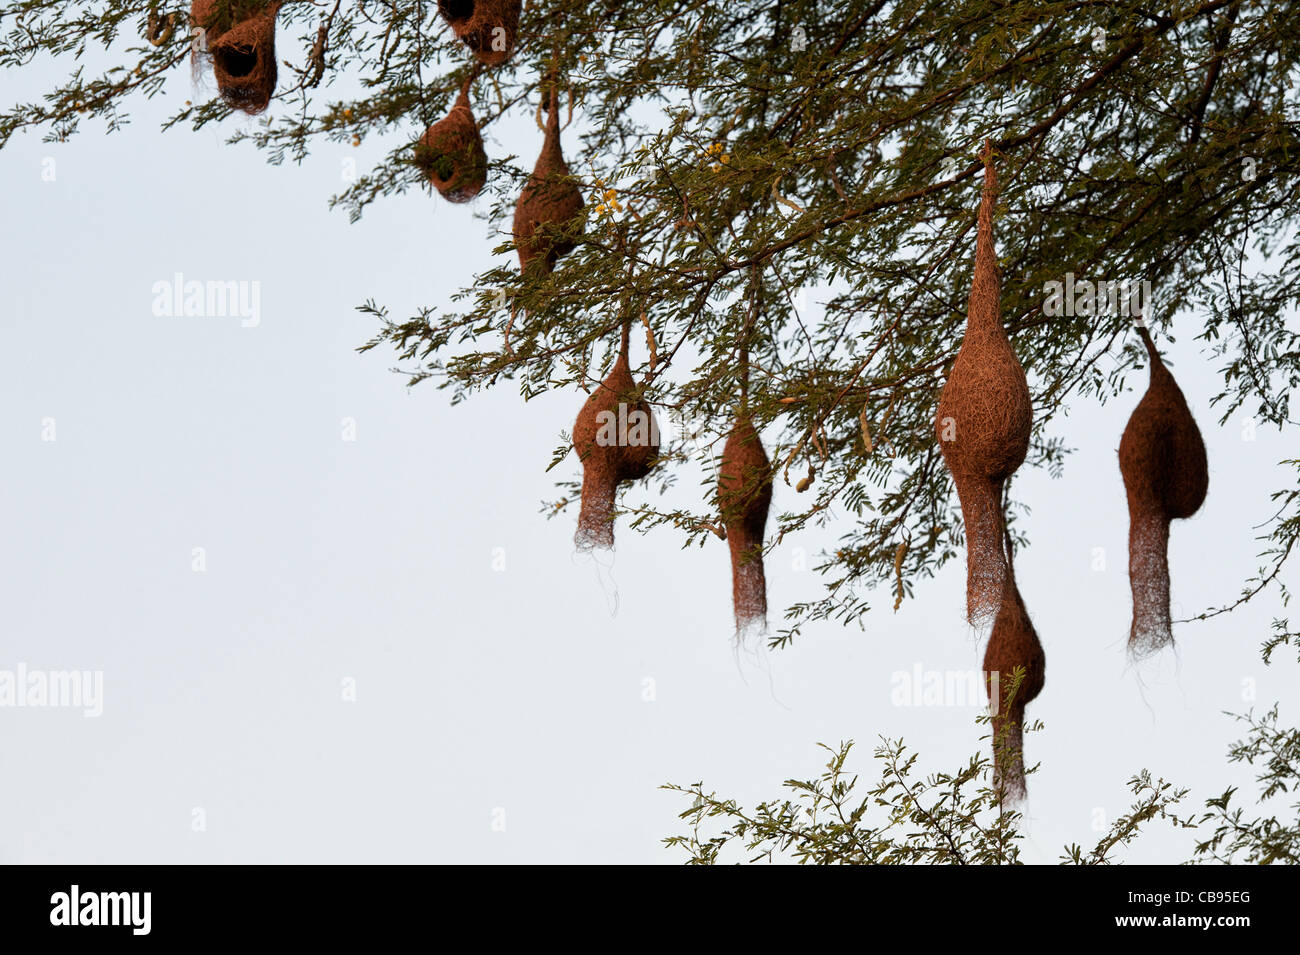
[1,42,1295,864]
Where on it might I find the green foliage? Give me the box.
[666,624,1300,864]
[5,1,1298,644]
[665,735,1193,864]
[664,712,1300,865]
[1262,616,1299,666]
[1194,705,1300,864]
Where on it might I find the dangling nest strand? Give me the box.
[512,85,584,275]
[416,87,487,203]
[191,1,282,115]
[1118,325,1208,656]
[718,413,773,636]
[437,0,520,67]
[572,323,659,550]
[935,144,1032,627]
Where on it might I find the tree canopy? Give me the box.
[5,0,1297,645]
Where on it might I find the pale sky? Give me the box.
[1,44,1294,863]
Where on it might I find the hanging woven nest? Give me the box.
[935,144,1032,627]
[191,1,281,115]
[572,324,659,550]
[982,568,1045,802]
[437,0,520,67]
[512,85,584,275]
[1118,325,1208,656]
[416,87,488,203]
[718,413,773,635]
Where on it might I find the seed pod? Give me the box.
[191,1,281,115]
[718,414,773,634]
[982,572,1045,801]
[436,0,520,68]
[513,86,584,275]
[146,11,177,46]
[572,325,658,550]
[859,402,873,454]
[794,462,814,493]
[416,88,487,203]
[1118,326,1208,655]
[892,539,907,612]
[934,146,1031,626]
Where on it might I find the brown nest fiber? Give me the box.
[1118,326,1208,656]
[935,145,1031,626]
[512,86,584,275]
[437,0,520,67]
[192,1,281,115]
[718,414,773,635]
[572,323,659,550]
[982,562,1045,802]
[416,88,487,203]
